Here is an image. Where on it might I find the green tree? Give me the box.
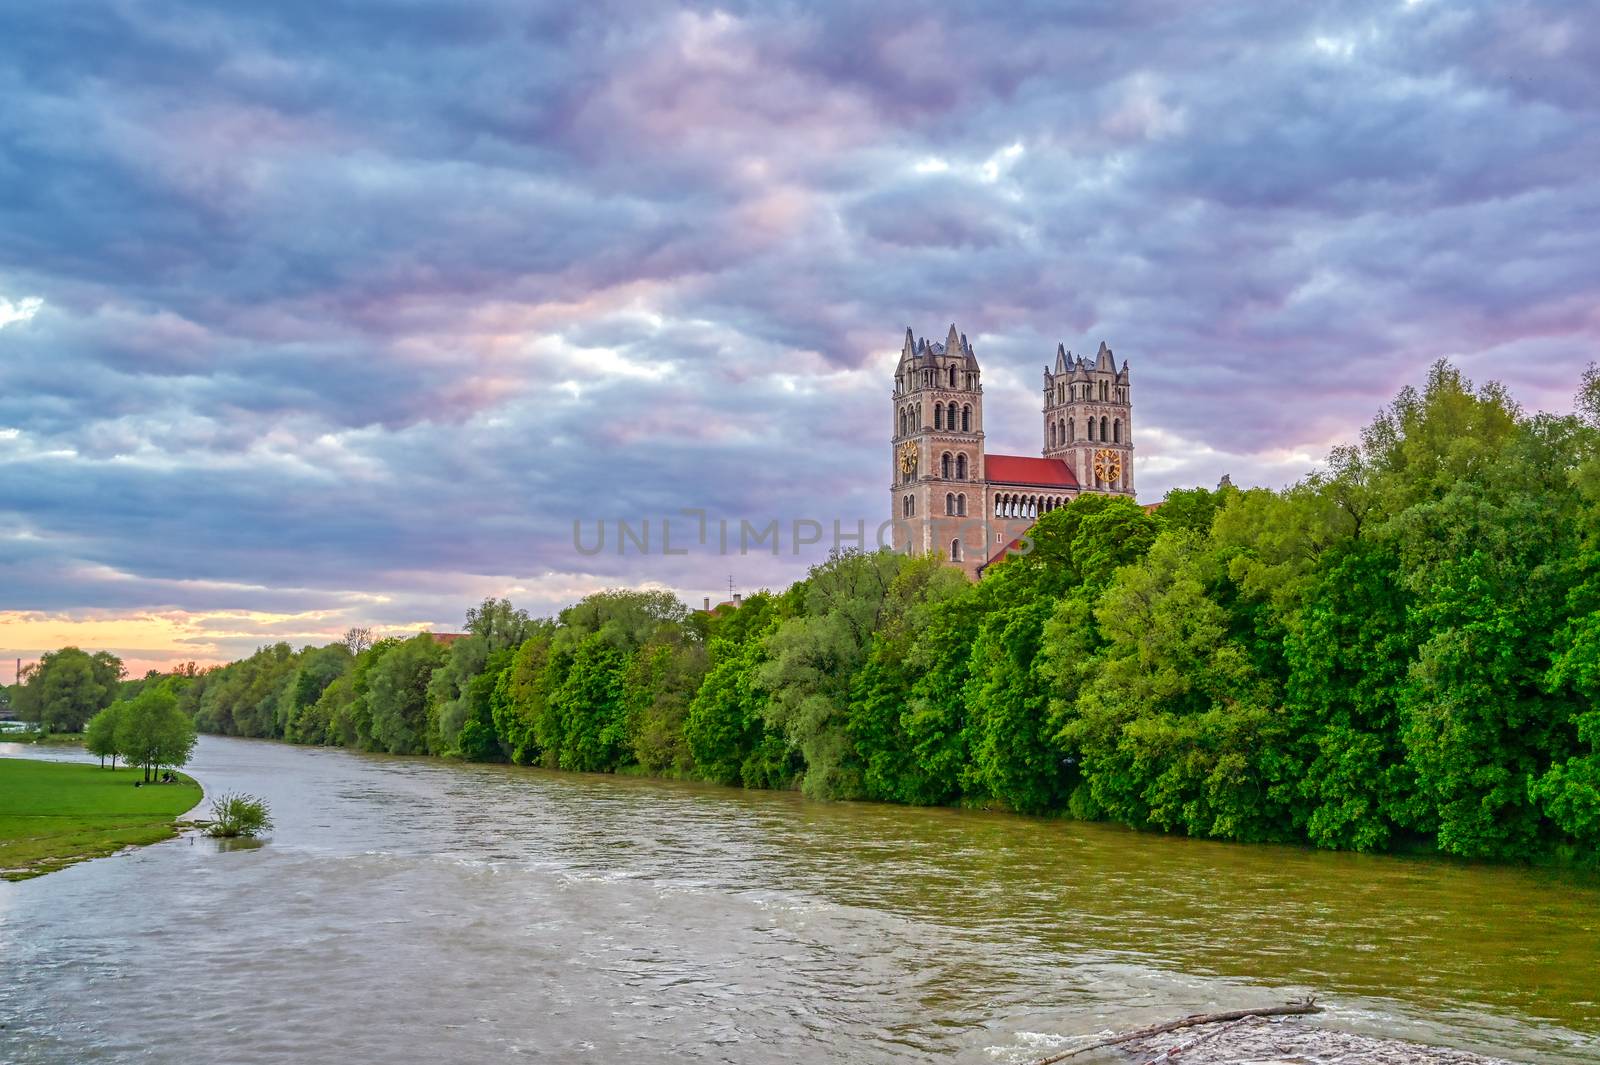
[115,688,197,782]
[759,551,905,800]
[456,647,514,762]
[1282,539,1414,851]
[966,496,1160,814]
[194,643,297,738]
[84,703,125,768]
[1377,367,1585,858]
[625,636,708,775]
[15,647,122,733]
[686,635,780,787]
[280,643,353,744]
[464,597,535,651]
[366,635,448,755]
[848,555,971,804]
[428,635,491,754]
[1058,532,1289,839]
[1533,365,1600,864]
[491,631,555,765]
[548,633,629,772]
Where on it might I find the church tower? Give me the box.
[1043,341,1133,496]
[891,324,984,560]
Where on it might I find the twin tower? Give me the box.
[890,324,1134,578]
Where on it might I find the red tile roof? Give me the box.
[984,454,1080,489]
[979,535,1031,574]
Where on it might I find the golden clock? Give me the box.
[898,441,919,476]
[1093,448,1122,484]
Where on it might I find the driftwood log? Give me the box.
[1136,1016,1250,1064]
[1030,999,1321,1065]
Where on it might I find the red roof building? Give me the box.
[983,454,1081,489]
[887,324,1138,579]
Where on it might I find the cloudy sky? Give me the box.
[2,1,1596,674]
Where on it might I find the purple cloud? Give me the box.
[1,0,1596,667]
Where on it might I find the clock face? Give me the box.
[898,441,919,475]
[1093,448,1122,484]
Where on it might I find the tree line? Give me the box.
[14,363,1600,865]
[6,649,200,780]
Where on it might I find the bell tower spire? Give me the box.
[891,324,986,560]
[1044,340,1133,496]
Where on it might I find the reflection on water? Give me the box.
[1,736,1596,1064]
[205,836,267,853]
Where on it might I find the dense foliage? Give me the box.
[13,647,125,733]
[84,687,199,780]
[112,364,1600,865]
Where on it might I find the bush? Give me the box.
[206,793,273,838]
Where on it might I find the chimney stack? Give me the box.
[733,593,742,607]
[703,596,711,611]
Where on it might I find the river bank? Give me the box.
[0,757,201,880]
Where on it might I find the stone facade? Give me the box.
[890,324,1134,579]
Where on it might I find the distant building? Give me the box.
[891,324,1136,578]
[427,632,470,647]
[697,594,743,614]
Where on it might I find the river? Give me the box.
[1,736,1596,1064]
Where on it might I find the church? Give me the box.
[891,324,1134,579]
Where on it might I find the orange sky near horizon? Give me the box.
[0,610,442,682]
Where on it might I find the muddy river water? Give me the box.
[2,736,1596,1063]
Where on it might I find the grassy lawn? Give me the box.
[1,729,87,746]
[0,759,202,881]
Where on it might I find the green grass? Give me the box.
[0,759,202,881]
[2,729,87,746]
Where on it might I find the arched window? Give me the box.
[1101,381,1108,401]
[1049,422,1057,448]
[1101,416,1109,440]
[1057,384,1064,405]
[948,365,956,388]
[957,493,966,516]
[955,454,967,480]
[950,538,962,562]
[1068,418,1074,443]
[934,405,943,429]
[1113,419,1121,443]
[941,452,952,478]
[945,492,955,515]
[1087,418,1095,441]
[948,402,958,429]
[961,405,971,432]
[898,408,906,436]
